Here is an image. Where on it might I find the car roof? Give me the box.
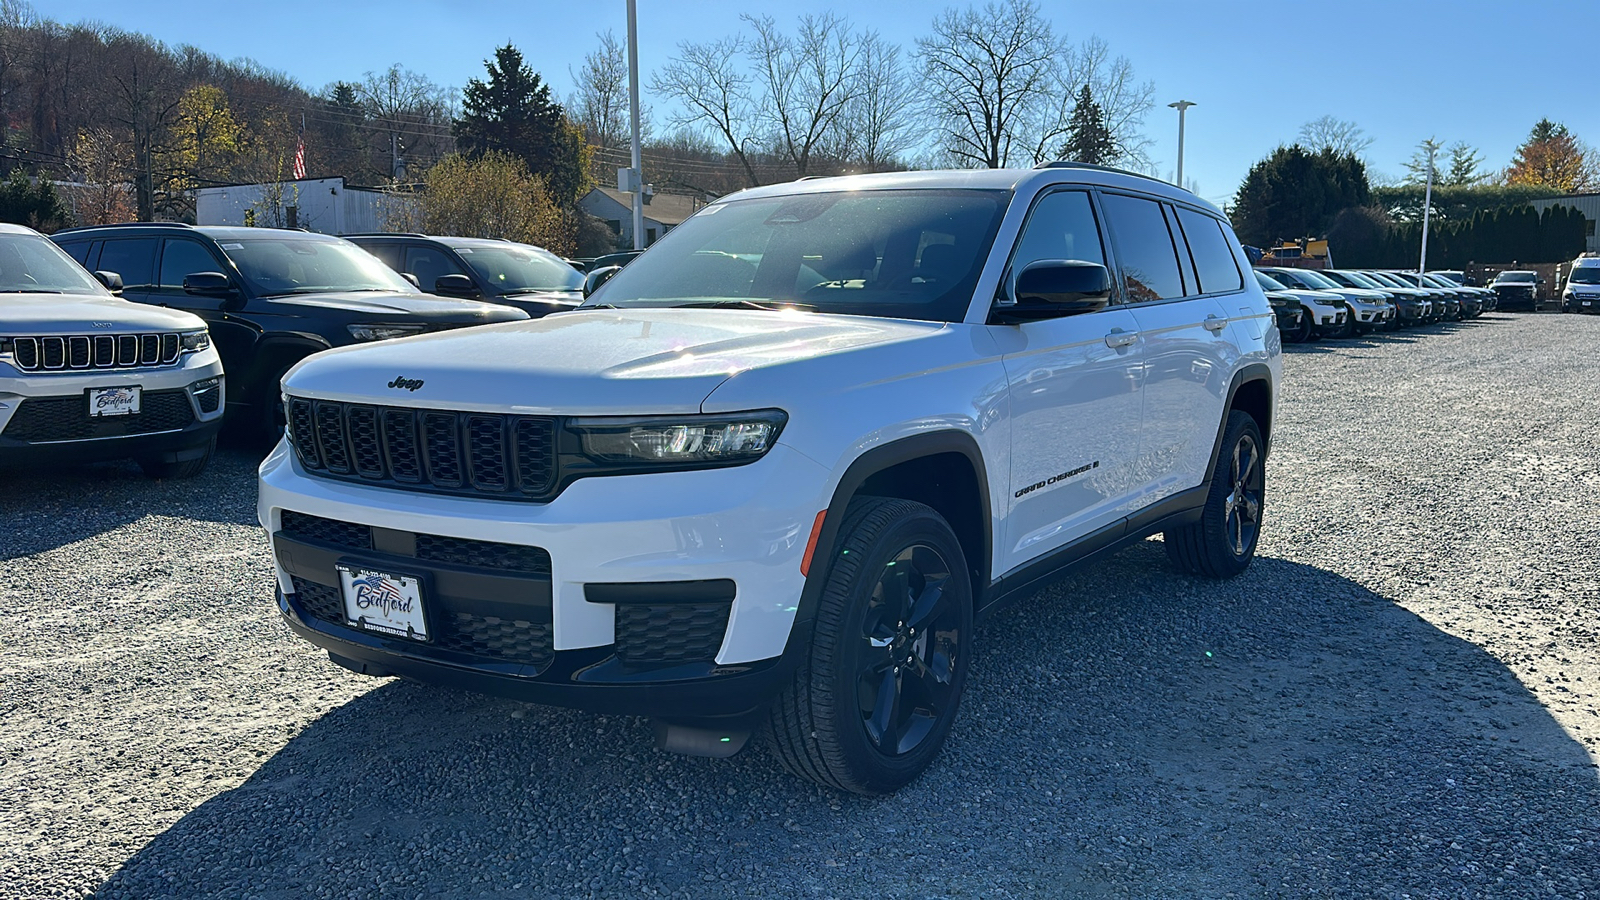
[711,166,1226,218]
[195,226,340,241]
[0,223,40,236]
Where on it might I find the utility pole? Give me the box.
[627,0,644,251]
[1419,141,1437,278]
[1169,100,1195,189]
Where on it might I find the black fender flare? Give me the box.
[1204,363,1274,488]
[780,430,993,658]
[244,334,333,403]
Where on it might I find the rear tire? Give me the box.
[768,497,973,796]
[1165,411,1265,579]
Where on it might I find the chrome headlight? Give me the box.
[570,411,786,467]
[348,324,427,342]
[180,329,211,352]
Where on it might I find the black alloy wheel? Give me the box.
[769,497,973,795]
[1165,410,1266,579]
[1285,310,1313,343]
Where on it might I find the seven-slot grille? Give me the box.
[9,333,181,372]
[287,398,557,500]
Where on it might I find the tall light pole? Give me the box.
[1418,140,1437,278]
[626,0,644,251]
[1169,100,1195,188]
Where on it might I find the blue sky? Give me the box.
[49,0,1600,206]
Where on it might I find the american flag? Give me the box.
[292,130,307,180]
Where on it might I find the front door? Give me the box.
[991,189,1145,573]
[152,237,262,383]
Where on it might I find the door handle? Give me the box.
[1202,315,1229,333]
[1104,329,1139,348]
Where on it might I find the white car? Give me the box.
[1258,267,1394,334]
[0,224,224,478]
[1563,257,1600,313]
[259,165,1282,794]
[1254,270,1346,340]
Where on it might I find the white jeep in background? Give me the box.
[0,224,224,478]
[258,165,1282,794]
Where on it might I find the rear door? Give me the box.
[991,188,1145,572]
[1102,194,1236,508]
[92,237,160,306]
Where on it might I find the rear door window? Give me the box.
[1175,208,1243,295]
[1099,193,1186,303]
[94,238,158,289]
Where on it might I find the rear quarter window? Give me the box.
[1176,208,1243,294]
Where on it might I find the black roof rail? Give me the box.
[339,232,428,238]
[54,221,193,235]
[1036,160,1173,187]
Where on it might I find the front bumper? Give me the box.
[259,440,832,716]
[0,354,225,465]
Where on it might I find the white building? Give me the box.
[195,178,416,235]
[579,187,704,248]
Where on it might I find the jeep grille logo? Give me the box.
[387,376,425,391]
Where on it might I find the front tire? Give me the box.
[1285,312,1312,343]
[768,497,973,796]
[1165,411,1265,579]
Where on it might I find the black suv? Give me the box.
[344,234,583,318]
[52,224,527,438]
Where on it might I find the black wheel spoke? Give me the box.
[866,667,901,751]
[906,575,946,630]
[854,540,962,758]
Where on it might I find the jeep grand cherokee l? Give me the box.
[52,224,527,440]
[344,233,583,319]
[260,165,1281,794]
[0,224,224,477]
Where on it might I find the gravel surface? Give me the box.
[3,313,1598,899]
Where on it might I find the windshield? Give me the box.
[1365,271,1407,288]
[1420,274,1454,288]
[224,237,418,296]
[1571,268,1600,285]
[1431,271,1464,284]
[455,243,583,293]
[1330,270,1378,289]
[1255,271,1288,292]
[0,233,107,296]
[584,189,1011,322]
[1290,269,1340,290]
[1495,271,1536,283]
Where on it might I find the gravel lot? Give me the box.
[4,313,1598,899]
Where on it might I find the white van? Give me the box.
[1563,257,1600,313]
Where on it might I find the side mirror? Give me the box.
[433,273,480,297]
[400,272,421,290]
[183,271,235,297]
[993,260,1112,323]
[93,270,124,295]
[584,265,622,297]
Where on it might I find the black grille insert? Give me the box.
[288,398,557,501]
[277,511,551,576]
[614,603,732,664]
[1,390,195,442]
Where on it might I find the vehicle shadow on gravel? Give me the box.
[93,543,1599,899]
[0,445,262,560]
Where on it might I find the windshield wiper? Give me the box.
[261,287,396,297]
[0,288,64,293]
[670,299,816,311]
[502,287,580,296]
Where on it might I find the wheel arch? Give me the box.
[245,334,332,403]
[1206,364,1274,485]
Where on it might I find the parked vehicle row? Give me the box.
[1253,265,1499,342]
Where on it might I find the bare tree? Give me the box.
[102,30,185,220]
[356,64,453,180]
[66,126,135,224]
[915,0,1066,169]
[651,36,761,186]
[569,30,649,153]
[1298,116,1374,159]
[744,12,861,177]
[836,30,916,171]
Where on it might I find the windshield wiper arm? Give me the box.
[0,288,63,293]
[671,299,816,311]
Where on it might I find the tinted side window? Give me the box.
[57,239,94,266]
[159,239,223,287]
[361,242,404,270]
[405,245,466,292]
[1100,193,1185,302]
[1177,208,1243,294]
[1008,190,1106,282]
[94,238,158,288]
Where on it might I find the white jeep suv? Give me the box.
[1,224,224,478]
[259,165,1281,794]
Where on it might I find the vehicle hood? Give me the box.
[1314,287,1386,303]
[283,307,946,415]
[267,291,528,322]
[0,293,206,333]
[1276,289,1346,306]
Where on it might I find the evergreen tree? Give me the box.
[1505,118,1596,192]
[1231,144,1371,247]
[0,171,70,231]
[454,44,592,206]
[1058,84,1116,166]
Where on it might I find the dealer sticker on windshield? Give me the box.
[338,565,429,641]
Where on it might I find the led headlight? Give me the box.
[571,411,786,466]
[348,324,427,342]
[180,329,211,352]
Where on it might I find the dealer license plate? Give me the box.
[338,565,429,641]
[1584,301,1592,307]
[88,385,141,417]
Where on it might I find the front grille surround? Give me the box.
[7,332,183,372]
[288,398,557,501]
